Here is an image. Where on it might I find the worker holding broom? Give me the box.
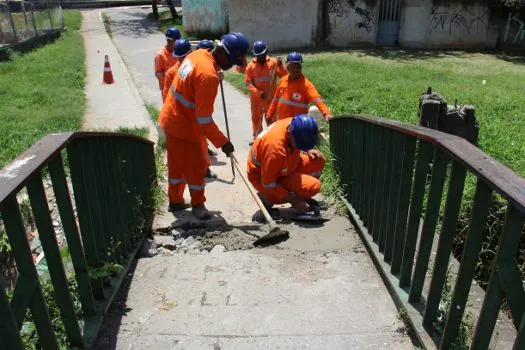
[244,40,287,143]
[266,51,333,123]
[247,114,325,215]
[158,32,249,220]
[154,27,181,101]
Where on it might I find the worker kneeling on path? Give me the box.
[158,32,249,220]
[266,52,333,124]
[245,40,287,141]
[155,27,181,101]
[247,114,325,215]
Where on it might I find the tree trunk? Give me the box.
[165,0,179,20]
[152,0,159,19]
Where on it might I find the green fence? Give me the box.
[0,132,156,348]
[330,115,525,349]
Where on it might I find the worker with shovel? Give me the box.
[247,114,325,217]
[162,39,219,180]
[266,51,333,124]
[158,32,249,220]
[244,40,287,143]
[154,27,180,101]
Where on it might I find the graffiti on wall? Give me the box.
[328,0,375,34]
[504,12,525,44]
[183,0,228,34]
[426,2,487,38]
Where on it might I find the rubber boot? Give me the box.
[192,204,212,220]
[169,201,190,212]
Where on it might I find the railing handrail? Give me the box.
[0,131,154,212]
[335,114,525,214]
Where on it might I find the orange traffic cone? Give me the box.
[102,55,114,84]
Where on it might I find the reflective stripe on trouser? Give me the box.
[247,153,325,204]
[166,134,208,206]
[250,95,269,137]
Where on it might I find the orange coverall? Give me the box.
[163,59,212,169]
[245,57,287,137]
[158,49,228,206]
[247,119,325,205]
[155,47,178,94]
[266,74,330,123]
[162,60,181,102]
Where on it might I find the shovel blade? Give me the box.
[253,227,289,246]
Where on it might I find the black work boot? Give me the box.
[169,201,190,212]
[207,148,217,157]
[192,204,212,220]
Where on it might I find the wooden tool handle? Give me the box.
[230,153,276,228]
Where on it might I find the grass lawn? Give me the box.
[0,10,85,169]
[226,49,525,296]
[148,10,221,41]
[226,50,525,177]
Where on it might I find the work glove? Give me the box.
[221,141,234,157]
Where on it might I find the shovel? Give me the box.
[230,153,289,246]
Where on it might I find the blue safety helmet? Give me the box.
[165,27,181,41]
[173,38,192,58]
[220,32,249,66]
[197,39,214,50]
[290,114,319,151]
[252,40,267,56]
[286,51,303,63]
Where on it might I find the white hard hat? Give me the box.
[308,105,323,123]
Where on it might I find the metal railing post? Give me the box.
[29,2,38,36]
[6,1,18,43]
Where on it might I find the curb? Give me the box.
[96,10,159,144]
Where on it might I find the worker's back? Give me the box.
[159,49,220,143]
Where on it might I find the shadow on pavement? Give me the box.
[93,259,138,350]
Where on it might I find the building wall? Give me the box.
[399,0,498,49]
[499,9,525,51]
[325,0,379,47]
[227,0,321,50]
[182,0,229,35]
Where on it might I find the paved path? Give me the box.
[88,7,415,349]
[81,10,157,140]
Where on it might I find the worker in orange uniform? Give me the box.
[155,27,181,101]
[266,52,333,123]
[162,38,192,102]
[244,40,287,142]
[247,114,325,215]
[158,32,249,220]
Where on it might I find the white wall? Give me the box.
[182,0,229,35]
[399,0,498,49]
[326,0,378,47]
[227,0,321,50]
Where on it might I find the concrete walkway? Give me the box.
[80,10,157,140]
[87,7,415,349]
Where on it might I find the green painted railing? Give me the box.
[0,132,156,349]
[330,115,525,350]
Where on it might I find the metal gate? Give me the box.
[376,0,402,46]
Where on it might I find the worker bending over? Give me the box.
[158,32,249,220]
[267,52,333,123]
[247,114,325,214]
[155,27,180,101]
[244,40,287,142]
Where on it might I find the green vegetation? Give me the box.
[0,10,85,169]
[225,49,525,322]
[147,10,220,41]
